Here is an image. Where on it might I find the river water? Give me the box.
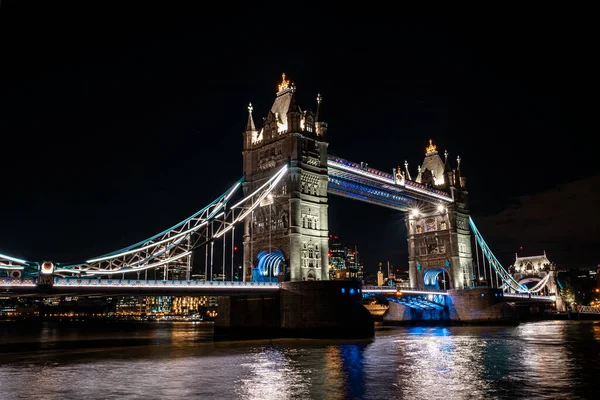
[0,320,599,399]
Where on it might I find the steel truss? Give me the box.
[327,155,453,211]
[50,164,288,277]
[0,252,30,271]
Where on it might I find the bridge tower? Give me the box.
[508,251,565,310]
[405,140,473,290]
[242,74,329,282]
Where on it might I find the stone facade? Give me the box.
[242,75,329,282]
[405,140,473,289]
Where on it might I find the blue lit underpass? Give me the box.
[362,287,449,311]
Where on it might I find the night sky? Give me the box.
[0,4,590,275]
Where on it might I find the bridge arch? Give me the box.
[423,268,452,290]
[252,248,285,283]
[518,277,542,287]
[516,275,552,294]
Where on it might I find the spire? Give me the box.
[287,88,300,114]
[277,73,290,93]
[316,93,322,121]
[455,154,465,188]
[404,160,412,181]
[426,139,437,155]
[286,87,301,132]
[245,102,256,132]
[443,149,452,172]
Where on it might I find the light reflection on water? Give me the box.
[0,321,599,399]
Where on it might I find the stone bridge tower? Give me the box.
[242,74,329,282]
[404,140,473,290]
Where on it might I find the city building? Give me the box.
[327,234,364,281]
[328,235,346,279]
[377,266,384,286]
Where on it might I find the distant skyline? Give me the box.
[0,4,589,275]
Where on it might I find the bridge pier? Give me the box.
[215,281,374,340]
[383,288,519,325]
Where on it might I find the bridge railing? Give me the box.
[361,286,448,295]
[0,277,36,286]
[577,305,600,314]
[327,156,453,201]
[502,292,556,301]
[52,278,280,288]
[0,277,280,289]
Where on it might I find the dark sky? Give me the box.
[0,4,589,275]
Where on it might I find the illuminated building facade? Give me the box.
[243,74,329,282]
[327,234,363,281]
[507,251,560,296]
[328,235,346,279]
[405,139,472,290]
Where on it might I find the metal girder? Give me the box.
[37,164,288,277]
[327,155,453,210]
[387,294,446,310]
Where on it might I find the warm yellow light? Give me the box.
[278,73,290,92]
[425,139,437,154]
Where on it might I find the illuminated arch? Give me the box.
[423,268,450,290]
[253,249,285,282]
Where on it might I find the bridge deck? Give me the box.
[1,279,556,302]
[0,278,280,296]
[327,155,453,210]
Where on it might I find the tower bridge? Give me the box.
[1,74,563,333]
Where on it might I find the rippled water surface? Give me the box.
[1,320,599,399]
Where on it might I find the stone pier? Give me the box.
[215,280,374,339]
[383,288,519,325]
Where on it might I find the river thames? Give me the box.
[0,320,599,399]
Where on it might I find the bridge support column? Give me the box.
[214,281,374,339]
[383,288,519,325]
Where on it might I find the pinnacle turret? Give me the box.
[316,93,322,122]
[245,102,256,132]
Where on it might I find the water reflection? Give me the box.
[236,347,309,400]
[0,321,599,399]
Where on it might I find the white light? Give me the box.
[0,264,25,270]
[327,160,395,184]
[437,204,445,213]
[0,253,27,265]
[224,182,241,201]
[87,229,196,263]
[411,209,420,217]
[231,164,287,209]
[54,269,81,274]
[214,167,288,239]
[86,251,191,275]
